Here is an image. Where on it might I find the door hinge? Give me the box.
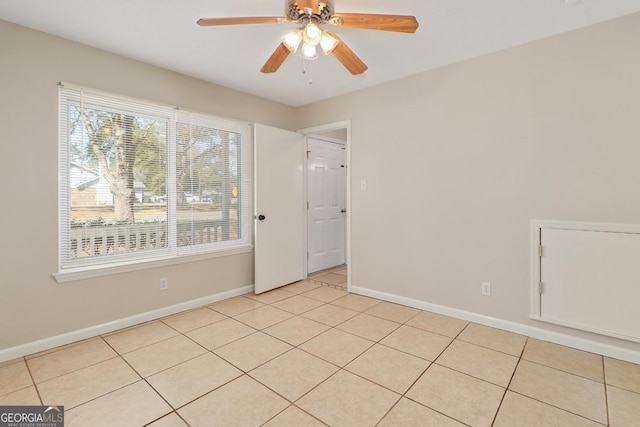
[307,252,309,260]
[538,282,544,294]
[538,245,543,257]
[307,201,309,209]
[306,150,311,159]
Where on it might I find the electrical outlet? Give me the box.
[160,278,169,291]
[481,282,491,296]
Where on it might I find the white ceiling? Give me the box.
[2,0,640,107]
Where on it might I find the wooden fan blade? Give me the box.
[261,43,291,73]
[330,13,419,33]
[197,17,285,26]
[326,32,368,75]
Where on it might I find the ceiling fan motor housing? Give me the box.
[286,0,334,23]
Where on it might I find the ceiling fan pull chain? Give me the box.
[300,57,314,84]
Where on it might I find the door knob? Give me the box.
[341,209,346,213]
[258,214,266,221]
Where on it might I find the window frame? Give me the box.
[55,83,253,283]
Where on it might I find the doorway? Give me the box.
[307,136,346,274]
[254,122,350,294]
[299,121,351,291]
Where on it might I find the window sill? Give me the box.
[53,244,254,284]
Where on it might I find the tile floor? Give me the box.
[307,265,348,291]
[1,268,639,426]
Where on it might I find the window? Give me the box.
[58,84,251,274]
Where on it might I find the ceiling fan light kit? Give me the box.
[197,0,418,75]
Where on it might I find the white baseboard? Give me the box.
[352,286,640,365]
[0,285,254,363]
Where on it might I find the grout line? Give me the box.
[488,336,529,426]
[141,412,185,427]
[521,359,606,384]
[398,366,471,427]
[22,357,44,406]
[506,390,608,426]
[602,356,610,426]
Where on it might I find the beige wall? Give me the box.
[0,20,296,350]
[3,12,640,355]
[298,13,640,352]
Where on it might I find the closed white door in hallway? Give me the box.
[307,137,346,274]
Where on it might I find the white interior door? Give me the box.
[254,124,305,294]
[307,137,346,273]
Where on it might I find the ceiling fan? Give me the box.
[197,0,419,75]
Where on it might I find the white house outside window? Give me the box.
[58,84,251,275]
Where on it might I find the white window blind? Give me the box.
[174,110,250,255]
[58,84,251,271]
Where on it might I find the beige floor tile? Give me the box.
[147,353,242,409]
[263,316,330,346]
[122,335,206,378]
[103,321,179,354]
[0,357,26,368]
[364,302,420,323]
[0,359,33,396]
[313,273,347,285]
[457,323,526,356]
[407,364,504,426]
[307,269,328,278]
[509,360,607,424]
[297,370,399,427]
[330,294,381,312]
[605,357,640,394]
[380,325,452,361]
[406,311,469,338]
[186,318,256,350]
[280,280,322,294]
[299,329,374,367]
[250,349,338,401]
[522,338,603,382]
[233,305,293,330]
[146,413,188,427]
[25,337,96,360]
[0,386,41,405]
[331,266,347,274]
[494,391,603,427]
[178,375,288,427]
[336,313,400,342]
[346,344,430,394]
[209,295,265,316]
[263,406,325,426]
[301,304,359,327]
[436,340,519,387]
[65,380,171,427]
[378,398,465,427]
[607,385,640,427]
[271,294,325,315]
[161,307,226,333]
[301,286,348,303]
[38,357,139,409]
[214,332,292,372]
[244,289,296,304]
[28,338,117,383]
